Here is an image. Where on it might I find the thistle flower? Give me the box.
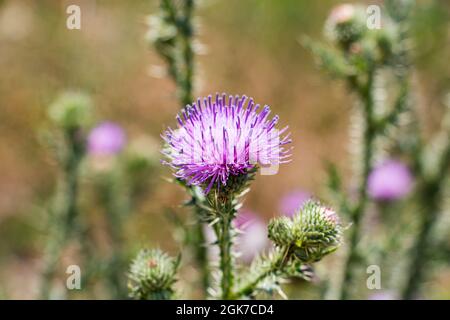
[278,190,311,217]
[128,248,180,300]
[367,160,413,201]
[87,122,126,156]
[269,200,342,263]
[162,94,292,193]
[234,211,269,263]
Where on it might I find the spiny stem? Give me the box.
[158,0,207,297]
[179,0,194,106]
[101,173,129,298]
[216,212,234,299]
[338,69,376,300]
[232,246,290,299]
[192,217,210,296]
[402,183,439,299]
[40,129,84,299]
[402,140,450,299]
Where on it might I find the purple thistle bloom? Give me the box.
[162,94,292,193]
[367,160,414,201]
[279,190,311,217]
[87,122,126,156]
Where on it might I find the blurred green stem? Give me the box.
[179,0,194,106]
[192,211,210,295]
[158,0,209,297]
[338,69,376,300]
[160,0,195,106]
[402,138,450,299]
[40,129,84,299]
[100,172,130,298]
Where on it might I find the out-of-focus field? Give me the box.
[0,0,449,299]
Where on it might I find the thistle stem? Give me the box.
[338,69,376,300]
[40,129,84,299]
[158,0,207,297]
[216,213,234,299]
[180,0,194,106]
[232,246,290,299]
[101,173,129,298]
[192,217,210,295]
[402,184,439,299]
[402,142,450,299]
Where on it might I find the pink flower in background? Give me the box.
[203,211,268,263]
[87,122,126,156]
[234,211,269,263]
[328,4,355,26]
[368,160,414,201]
[278,190,311,217]
[368,291,397,300]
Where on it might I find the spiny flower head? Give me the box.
[162,94,292,193]
[269,200,342,263]
[128,248,180,300]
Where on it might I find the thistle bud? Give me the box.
[325,4,367,50]
[268,216,294,247]
[291,201,342,263]
[48,92,92,130]
[270,201,342,264]
[128,249,180,300]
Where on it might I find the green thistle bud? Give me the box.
[324,4,367,51]
[291,201,342,263]
[268,216,294,247]
[128,248,180,300]
[269,201,342,264]
[48,92,92,130]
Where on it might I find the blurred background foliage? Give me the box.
[0,0,449,299]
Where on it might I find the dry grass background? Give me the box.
[0,0,449,298]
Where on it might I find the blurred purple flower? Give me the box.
[368,291,397,300]
[234,211,269,263]
[162,94,292,193]
[87,122,126,156]
[278,190,311,217]
[367,160,413,201]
